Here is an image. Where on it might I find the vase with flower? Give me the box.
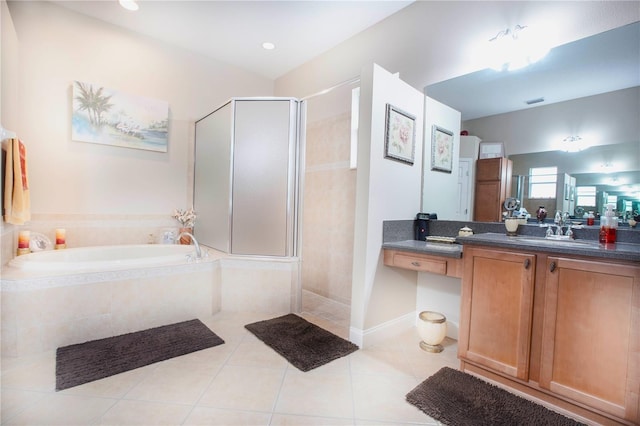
[172,208,197,244]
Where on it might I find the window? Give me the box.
[529,167,557,198]
[576,186,596,207]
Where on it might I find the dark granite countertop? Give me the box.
[456,232,640,262]
[382,219,640,263]
[382,240,462,258]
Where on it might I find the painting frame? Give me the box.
[72,81,169,153]
[384,104,416,165]
[430,125,454,173]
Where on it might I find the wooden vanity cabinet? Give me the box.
[459,246,640,425]
[383,249,462,278]
[473,157,512,222]
[539,256,640,422]
[458,247,536,380]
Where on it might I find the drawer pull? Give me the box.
[411,261,421,267]
[549,261,556,273]
[524,259,530,269]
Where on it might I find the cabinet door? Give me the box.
[473,181,502,222]
[476,158,503,181]
[540,257,640,423]
[459,247,536,380]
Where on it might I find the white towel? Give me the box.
[3,138,31,225]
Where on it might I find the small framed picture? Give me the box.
[384,104,416,165]
[430,125,454,173]
[478,142,505,159]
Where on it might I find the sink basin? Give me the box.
[514,237,596,247]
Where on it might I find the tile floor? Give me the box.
[1,307,458,425]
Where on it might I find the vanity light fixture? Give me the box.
[119,0,139,11]
[262,42,276,50]
[489,25,550,72]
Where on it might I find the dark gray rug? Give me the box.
[56,319,224,391]
[406,367,586,426]
[244,313,358,371]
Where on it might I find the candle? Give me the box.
[55,228,66,245]
[18,230,30,249]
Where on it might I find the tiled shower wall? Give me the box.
[302,112,356,306]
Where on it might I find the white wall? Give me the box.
[463,87,640,156]
[275,2,638,100]
[350,64,424,345]
[5,1,273,216]
[422,97,461,218]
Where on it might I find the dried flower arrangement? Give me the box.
[172,208,196,228]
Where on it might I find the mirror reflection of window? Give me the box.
[576,186,596,208]
[529,166,558,198]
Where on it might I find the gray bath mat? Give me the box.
[244,313,358,371]
[406,367,586,426]
[56,319,224,391]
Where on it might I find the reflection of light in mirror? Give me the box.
[600,162,615,173]
[562,136,583,152]
[488,25,551,72]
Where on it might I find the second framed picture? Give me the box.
[430,125,454,173]
[384,104,416,165]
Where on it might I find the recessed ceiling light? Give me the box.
[262,42,276,50]
[119,0,139,11]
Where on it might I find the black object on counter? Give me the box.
[415,213,438,241]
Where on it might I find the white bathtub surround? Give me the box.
[1,246,302,358]
[1,260,220,358]
[219,257,300,315]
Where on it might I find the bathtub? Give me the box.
[1,243,298,358]
[8,244,199,272]
[1,243,222,358]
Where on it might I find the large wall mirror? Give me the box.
[426,22,640,222]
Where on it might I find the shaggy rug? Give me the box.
[56,319,224,391]
[244,313,358,371]
[406,367,586,426]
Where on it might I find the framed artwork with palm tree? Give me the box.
[72,81,169,152]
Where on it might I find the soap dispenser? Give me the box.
[599,204,618,244]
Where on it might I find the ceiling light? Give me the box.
[262,42,276,50]
[489,25,550,72]
[561,136,584,152]
[119,0,139,11]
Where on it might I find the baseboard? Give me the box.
[350,311,416,348]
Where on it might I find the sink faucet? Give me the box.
[177,231,202,259]
[547,211,575,238]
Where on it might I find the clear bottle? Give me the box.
[599,204,618,244]
[587,211,595,226]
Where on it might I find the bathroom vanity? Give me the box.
[382,223,640,425]
[457,234,639,426]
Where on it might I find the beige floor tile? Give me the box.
[274,368,354,418]
[351,373,427,424]
[4,393,116,426]
[0,388,47,423]
[59,364,156,399]
[123,361,218,405]
[0,356,56,392]
[183,406,271,426]
[99,399,192,425]
[0,312,460,426]
[270,413,354,425]
[348,349,414,377]
[197,364,285,412]
[226,338,289,369]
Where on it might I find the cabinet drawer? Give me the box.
[391,253,447,274]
